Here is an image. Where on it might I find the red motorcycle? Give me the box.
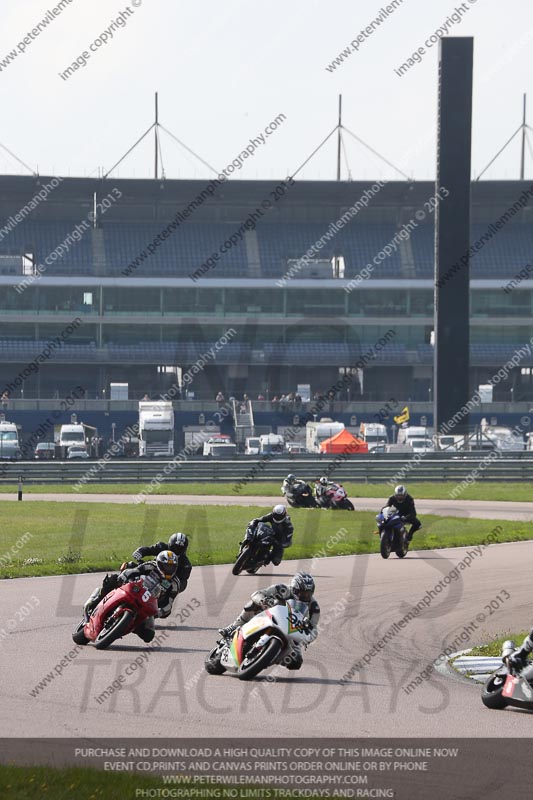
[315,482,355,510]
[72,574,160,650]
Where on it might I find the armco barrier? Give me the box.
[2,453,533,485]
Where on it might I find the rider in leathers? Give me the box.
[248,505,293,566]
[84,552,178,642]
[84,532,191,621]
[218,572,319,669]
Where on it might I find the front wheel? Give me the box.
[72,619,89,645]
[380,531,391,559]
[238,637,284,681]
[94,608,135,650]
[481,674,509,709]
[339,498,354,510]
[395,531,409,558]
[232,546,251,576]
[205,644,226,675]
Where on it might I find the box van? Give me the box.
[245,437,261,455]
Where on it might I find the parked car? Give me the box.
[67,445,89,460]
[35,442,56,460]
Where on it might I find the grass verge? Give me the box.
[468,631,529,658]
[0,501,529,579]
[0,480,531,501]
[0,765,310,800]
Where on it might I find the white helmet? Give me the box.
[394,485,407,500]
[319,476,328,486]
[272,504,287,522]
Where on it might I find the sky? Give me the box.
[0,0,531,182]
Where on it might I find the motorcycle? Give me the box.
[282,480,317,509]
[72,572,163,649]
[205,598,312,681]
[315,482,354,510]
[232,523,276,575]
[376,506,409,559]
[482,640,533,710]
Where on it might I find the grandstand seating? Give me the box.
[416,342,533,365]
[2,217,531,280]
[0,339,406,364]
[411,224,533,278]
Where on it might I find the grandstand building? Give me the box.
[0,174,532,441]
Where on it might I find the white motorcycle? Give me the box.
[205,599,312,681]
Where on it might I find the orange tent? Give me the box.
[319,428,368,454]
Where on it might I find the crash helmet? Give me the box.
[168,532,188,555]
[394,485,407,501]
[290,572,315,603]
[286,474,296,485]
[272,504,287,522]
[319,476,328,486]
[155,550,179,580]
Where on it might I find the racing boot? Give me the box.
[83,587,101,622]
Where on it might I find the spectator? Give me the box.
[257,394,265,401]
[215,391,225,406]
[142,394,150,401]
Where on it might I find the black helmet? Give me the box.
[286,474,296,484]
[155,550,178,580]
[272,504,287,523]
[290,572,315,603]
[168,532,188,554]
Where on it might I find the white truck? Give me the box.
[259,433,284,455]
[305,419,345,453]
[397,425,432,446]
[59,422,87,458]
[203,436,237,457]
[0,418,21,460]
[138,401,174,457]
[245,436,261,455]
[359,422,388,452]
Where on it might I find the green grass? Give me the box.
[0,765,309,800]
[0,765,164,800]
[0,501,530,579]
[468,632,529,658]
[0,480,531,501]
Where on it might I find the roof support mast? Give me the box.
[520,93,527,180]
[155,91,159,181]
[336,94,342,181]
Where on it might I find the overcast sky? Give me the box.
[0,0,531,182]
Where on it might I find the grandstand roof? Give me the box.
[0,175,532,224]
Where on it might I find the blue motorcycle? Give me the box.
[376,507,409,559]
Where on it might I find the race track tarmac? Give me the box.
[1,540,532,738]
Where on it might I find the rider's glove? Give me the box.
[508,650,528,669]
[132,548,144,561]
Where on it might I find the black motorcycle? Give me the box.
[482,639,533,710]
[376,507,409,559]
[232,523,276,575]
[283,481,317,509]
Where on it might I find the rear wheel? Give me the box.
[205,644,226,675]
[94,608,135,650]
[232,546,252,575]
[380,531,391,559]
[72,619,89,645]
[481,674,509,709]
[238,637,284,681]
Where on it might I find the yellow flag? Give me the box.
[393,406,410,425]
